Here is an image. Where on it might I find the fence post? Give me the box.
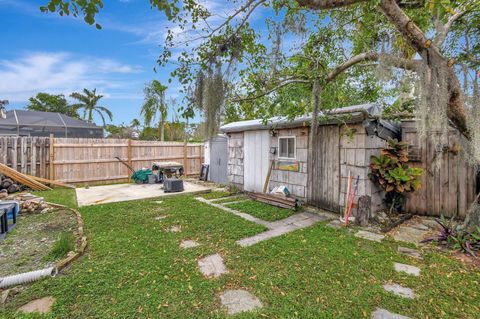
[127,138,132,182]
[49,134,55,180]
[183,141,188,176]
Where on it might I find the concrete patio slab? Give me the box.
[76,182,210,206]
[371,308,410,319]
[394,262,420,276]
[197,253,228,278]
[219,289,262,315]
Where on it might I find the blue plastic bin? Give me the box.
[0,201,20,220]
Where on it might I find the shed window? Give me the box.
[278,136,296,159]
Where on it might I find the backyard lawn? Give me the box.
[1,189,479,318]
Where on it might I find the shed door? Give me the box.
[209,138,228,184]
[244,130,270,192]
[308,125,341,211]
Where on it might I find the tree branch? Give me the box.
[230,78,310,102]
[296,0,366,9]
[232,52,419,103]
[434,8,470,47]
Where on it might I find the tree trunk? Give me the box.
[160,117,165,141]
[296,0,469,139]
[307,79,322,203]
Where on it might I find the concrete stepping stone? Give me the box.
[154,200,164,204]
[383,284,415,299]
[371,308,411,319]
[196,197,273,228]
[326,219,343,229]
[355,230,384,242]
[180,239,200,249]
[219,289,262,315]
[392,227,428,245]
[18,296,55,314]
[154,214,168,220]
[394,262,420,276]
[197,253,228,278]
[237,213,326,247]
[398,246,423,260]
[168,225,181,233]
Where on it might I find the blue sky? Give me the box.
[0,0,236,125]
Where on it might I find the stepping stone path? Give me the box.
[394,262,420,276]
[355,230,384,242]
[18,296,55,314]
[371,308,411,319]
[180,239,200,249]
[196,197,328,247]
[383,284,415,299]
[219,289,262,315]
[237,212,327,247]
[168,225,181,233]
[326,219,343,229]
[398,246,423,260]
[197,253,228,278]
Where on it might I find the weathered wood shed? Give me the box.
[220,104,478,218]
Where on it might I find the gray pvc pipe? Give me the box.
[0,267,56,289]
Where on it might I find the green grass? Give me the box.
[225,199,296,221]
[2,190,479,318]
[214,195,247,204]
[198,190,233,200]
[34,188,78,209]
[44,232,76,261]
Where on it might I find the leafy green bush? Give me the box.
[368,138,423,212]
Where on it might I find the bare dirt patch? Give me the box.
[0,209,77,277]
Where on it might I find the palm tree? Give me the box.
[70,89,112,126]
[141,80,168,141]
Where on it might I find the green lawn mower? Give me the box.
[114,157,153,184]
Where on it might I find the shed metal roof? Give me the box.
[220,103,383,133]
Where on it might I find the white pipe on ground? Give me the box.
[0,267,56,289]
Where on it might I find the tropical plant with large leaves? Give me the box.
[141,80,168,141]
[70,88,112,126]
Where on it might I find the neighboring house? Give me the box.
[220,103,477,219]
[0,110,103,138]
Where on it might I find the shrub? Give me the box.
[368,138,423,212]
[422,216,480,257]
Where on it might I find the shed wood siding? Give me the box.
[227,132,244,190]
[339,124,387,215]
[307,125,341,211]
[401,121,476,219]
[269,128,309,198]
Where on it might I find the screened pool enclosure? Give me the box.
[0,110,103,137]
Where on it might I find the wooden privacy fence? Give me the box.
[402,120,477,219]
[0,136,203,184]
[0,136,51,178]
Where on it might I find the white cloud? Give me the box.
[0,52,143,102]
